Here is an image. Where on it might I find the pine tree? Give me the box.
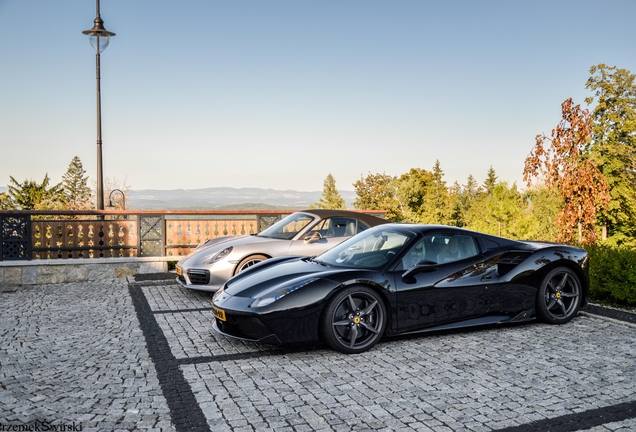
[483,166,498,194]
[421,160,450,224]
[62,156,92,210]
[0,192,15,210]
[7,174,63,210]
[314,174,346,210]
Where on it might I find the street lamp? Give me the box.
[83,0,115,210]
[107,189,126,210]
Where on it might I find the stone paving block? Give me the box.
[0,280,176,432]
[3,278,636,432]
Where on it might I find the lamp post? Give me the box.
[83,0,115,210]
[107,189,126,210]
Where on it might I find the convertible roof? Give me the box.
[300,209,388,226]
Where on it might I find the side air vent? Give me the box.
[497,252,531,276]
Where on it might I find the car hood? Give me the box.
[224,258,344,298]
[180,234,284,263]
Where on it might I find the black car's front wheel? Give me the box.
[536,267,582,324]
[320,286,386,354]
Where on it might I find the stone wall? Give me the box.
[0,257,175,287]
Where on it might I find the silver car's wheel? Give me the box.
[236,254,268,274]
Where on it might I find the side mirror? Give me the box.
[402,260,438,280]
[304,231,323,244]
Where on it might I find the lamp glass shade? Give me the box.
[89,35,110,53]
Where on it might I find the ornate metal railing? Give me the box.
[0,210,386,261]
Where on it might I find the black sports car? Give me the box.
[212,224,589,354]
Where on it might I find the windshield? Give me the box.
[257,213,316,240]
[317,226,415,269]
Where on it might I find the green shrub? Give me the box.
[585,245,636,307]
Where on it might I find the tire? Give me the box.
[235,254,268,274]
[320,286,386,354]
[536,267,582,324]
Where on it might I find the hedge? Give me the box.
[585,245,636,307]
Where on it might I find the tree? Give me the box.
[7,174,64,210]
[523,185,562,242]
[524,98,610,245]
[464,181,525,238]
[313,174,346,209]
[585,64,636,246]
[420,160,450,224]
[352,172,400,220]
[0,192,15,210]
[483,166,498,194]
[394,168,434,222]
[449,174,481,227]
[62,156,93,210]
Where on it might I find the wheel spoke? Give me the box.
[546,298,557,311]
[360,322,379,334]
[557,299,567,316]
[332,319,351,328]
[347,295,357,312]
[360,300,378,316]
[560,292,578,298]
[556,273,569,290]
[348,325,359,348]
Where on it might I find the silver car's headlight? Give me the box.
[250,278,318,308]
[203,246,233,265]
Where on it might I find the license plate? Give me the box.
[213,307,226,321]
[176,265,183,276]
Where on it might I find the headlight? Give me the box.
[212,285,224,302]
[250,278,318,308]
[203,246,233,265]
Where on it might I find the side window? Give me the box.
[436,235,479,264]
[356,221,369,233]
[400,237,428,270]
[308,219,329,237]
[399,234,479,269]
[310,218,359,238]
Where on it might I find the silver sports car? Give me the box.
[175,209,387,292]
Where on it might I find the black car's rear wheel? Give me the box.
[236,254,268,274]
[536,267,581,324]
[320,286,386,354]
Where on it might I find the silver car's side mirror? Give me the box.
[304,231,323,244]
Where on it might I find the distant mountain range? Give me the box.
[0,186,357,210]
[128,187,357,209]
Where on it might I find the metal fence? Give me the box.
[0,210,386,261]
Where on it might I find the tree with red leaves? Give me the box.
[524,98,610,245]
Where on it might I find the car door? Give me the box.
[288,217,364,256]
[391,231,494,333]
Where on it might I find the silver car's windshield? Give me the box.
[257,213,315,240]
[317,227,415,269]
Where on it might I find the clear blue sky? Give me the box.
[1,0,635,193]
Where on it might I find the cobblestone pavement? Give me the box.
[1,276,635,432]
